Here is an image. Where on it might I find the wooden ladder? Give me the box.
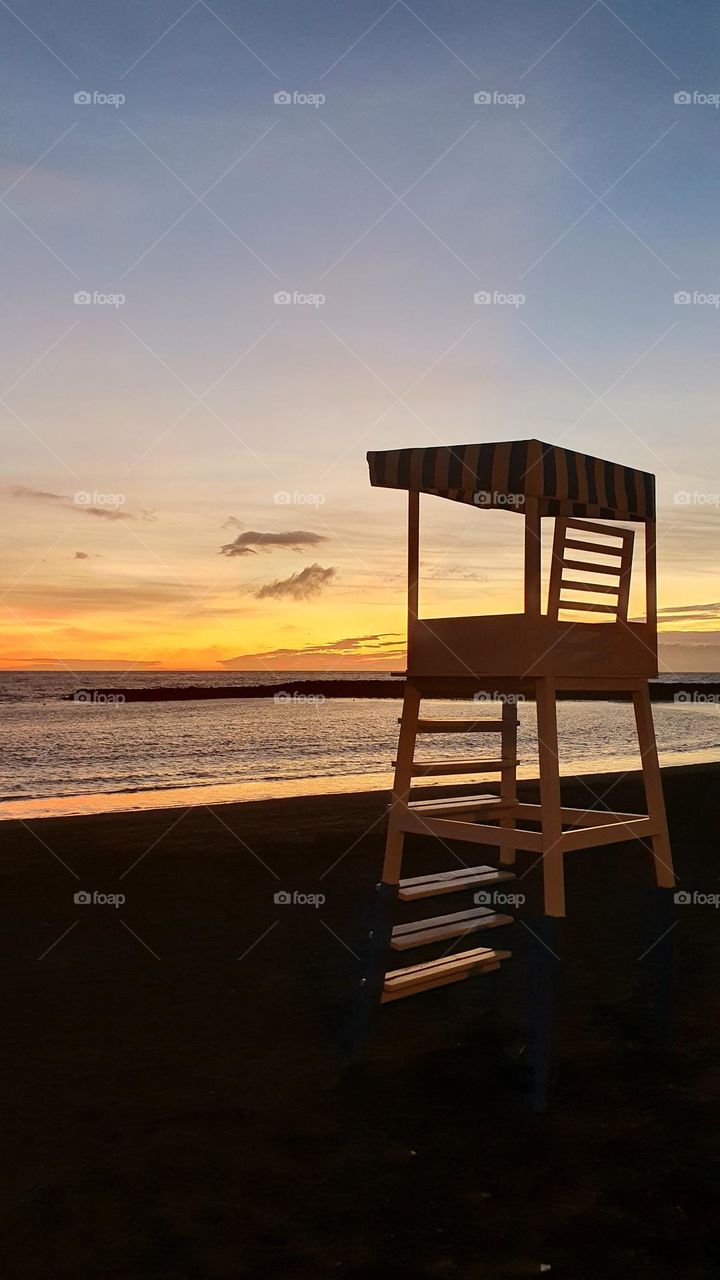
[368,688,519,1005]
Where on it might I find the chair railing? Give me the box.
[547,517,634,622]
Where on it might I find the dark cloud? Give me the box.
[73,551,90,559]
[11,484,66,502]
[220,530,328,557]
[657,602,720,622]
[219,632,403,666]
[81,505,133,521]
[254,563,336,601]
[9,485,152,522]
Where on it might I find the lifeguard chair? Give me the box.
[363,438,674,1008]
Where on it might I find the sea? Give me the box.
[1,670,718,820]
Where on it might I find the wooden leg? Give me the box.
[536,678,565,918]
[382,683,421,885]
[499,698,518,866]
[632,685,675,889]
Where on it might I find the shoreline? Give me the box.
[62,677,720,703]
[4,756,719,828]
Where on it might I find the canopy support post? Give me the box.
[407,490,419,666]
[645,520,657,633]
[524,497,542,615]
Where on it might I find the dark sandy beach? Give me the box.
[2,762,720,1278]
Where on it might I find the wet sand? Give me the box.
[2,762,719,1277]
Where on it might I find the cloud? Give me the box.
[254,563,336,601]
[9,485,152,522]
[219,529,328,557]
[11,484,66,502]
[222,516,243,530]
[219,632,403,666]
[657,601,720,623]
[73,551,90,559]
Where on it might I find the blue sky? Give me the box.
[1,0,719,667]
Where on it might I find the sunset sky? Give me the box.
[2,0,718,674]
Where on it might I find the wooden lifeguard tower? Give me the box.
[361,438,674,1014]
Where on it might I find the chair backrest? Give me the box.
[547,517,634,622]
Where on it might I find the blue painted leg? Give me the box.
[531,915,561,1113]
[648,886,674,1045]
[347,881,397,1065]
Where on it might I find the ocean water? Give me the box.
[0,671,719,820]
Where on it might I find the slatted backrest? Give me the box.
[547,517,634,622]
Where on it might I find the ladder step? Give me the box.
[394,758,517,777]
[382,945,511,1001]
[558,598,618,614]
[403,793,514,815]
[398,865,516,901]
[412,719,504,733]
[564,537,623,557]
[391,906,513,950]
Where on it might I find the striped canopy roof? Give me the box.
[367,439,655,521]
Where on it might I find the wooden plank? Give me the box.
[381,971,471,1002]
[396,811,544,852]
[633,684,675,887]
[514,802,647,825]
[564,538,624,557]
[382,960,503,1001]
[414,719,503,733]
[392,904,497,933]
[616,530,634,622]
[385,944,510,981]
[565,517,627,539]
[398,866,517,901]
[537,676,565,918]
[558,599,618,614]
[561,580,619,595]
[499,697,518,868]
[391,910,513,950]
[400,863,505,888]
[404,793,511,813]
[562,557,622,576]
[383,683,421,884]
[404,758,515,776]
[560,817,657,852]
